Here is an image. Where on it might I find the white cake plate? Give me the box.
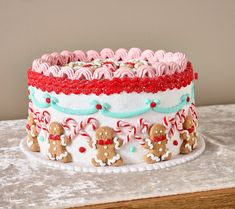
[20,134,205,173]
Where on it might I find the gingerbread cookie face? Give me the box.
[149,124,166,140]
[90,126,123,167]
[144,123,171,164]
[96,126,114,141]
[49,122,64,136]
[47,122,72,163]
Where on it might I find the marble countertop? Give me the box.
[0,104,235,209]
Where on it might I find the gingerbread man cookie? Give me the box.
[47,122,72,163]
[89,126,123,167]
[180,116,197,154]
[144,124,172,164]
[26,113,40,152]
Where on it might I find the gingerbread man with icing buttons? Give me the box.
[47,122,72,163]
[180,116,197,154]
[26,113,40,152]
[144,124,172,164]
[89,126,123,167]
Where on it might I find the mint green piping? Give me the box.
[28,88,50,108]
[29,85,194,118]
[51,102,98,115]
[153,94,189,114]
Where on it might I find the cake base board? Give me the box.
[20,134,205,173]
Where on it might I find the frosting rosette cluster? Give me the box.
[31,48,188,80]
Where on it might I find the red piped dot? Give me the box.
[79,147,86,153]
[28,90,30,95]
[150,102,156,108]
[186,97,190,103]
[45,98,51,103]
[173,140,178,146]
[96,104,102,110]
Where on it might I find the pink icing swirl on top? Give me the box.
[136,65,156,78]
[31,48,188,80]
[93,66,113,80]
[114,67,135,78]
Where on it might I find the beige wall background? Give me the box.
[0,0,235,120]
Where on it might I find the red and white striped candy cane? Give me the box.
[188,103,198,127]
[62,117,79,140]
[114,120,134,143]
[79,118,99,142]
[163,116,175,138]
[175,109,187,132]
[34,111,51,133]
[134,118,150,145]
[40,111,51,132]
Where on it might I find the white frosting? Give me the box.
[30,82,194,167]
[20,135,205,173]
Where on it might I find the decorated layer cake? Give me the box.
[25,48,201,172]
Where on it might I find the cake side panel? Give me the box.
[27,82,196,166]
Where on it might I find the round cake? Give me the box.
[24,48,201,171]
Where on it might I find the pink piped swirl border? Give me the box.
[31,48,188,80]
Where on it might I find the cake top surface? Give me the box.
[31,48,188,80]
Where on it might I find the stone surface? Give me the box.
[0,104,235,209]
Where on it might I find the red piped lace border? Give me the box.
[28,62,194,95]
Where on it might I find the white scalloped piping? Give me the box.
[146,153,160,162]
[107,154,121,166]
[93,156,106,167]
[113,137,120,150]
[145,138,154,149]
[161,150,171,161]
[60,135,66,146]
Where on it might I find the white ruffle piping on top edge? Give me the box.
[20,134,205,173]
[31,48,188,80]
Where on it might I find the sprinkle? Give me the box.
[173,140,178,146]
[79,147,86,153]
[150,102,156,108]
[129,146,136,153]
[39,135,44,142]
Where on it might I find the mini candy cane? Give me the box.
[34,111,51,133]
[114,120,134,144]
[189,103,197,119]
[40,111,51,132]
[163,116,175,138]
[175,109,186,132]
[62,118,78,140]
[134,118,150,145]
[79,118,99,142]
[188,103,198,127]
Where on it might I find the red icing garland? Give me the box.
[28,62,194,95]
